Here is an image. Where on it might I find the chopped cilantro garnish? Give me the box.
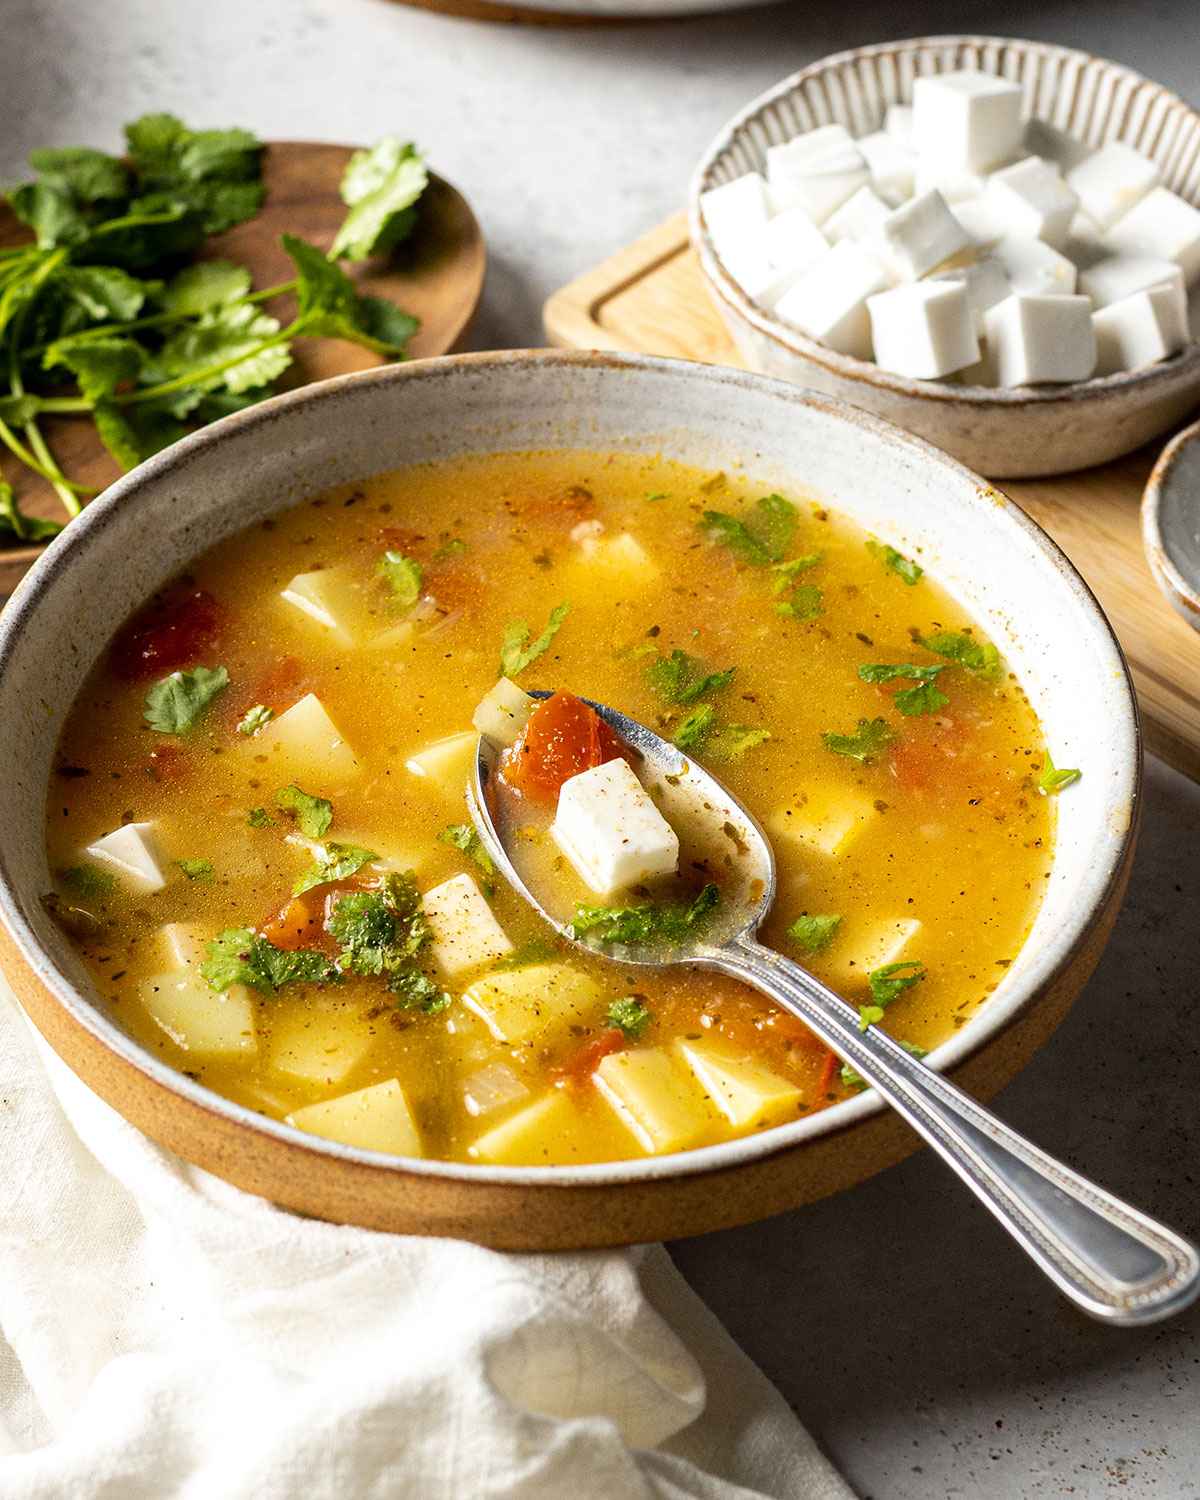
[868,960,926,1008]
[438,823,496,884]
[493,938,558,971]
[646,649,735,704]
[247,806,273,828]
[858,662,943,685]
[276,784,332,838]
[645,491,669,502]
[499,601,570,677]
[379,550,422,607]
[569,883,719,948]
[607,995,653,1040]
[894,680,949,717]
[388,967,451,1014]
[143,664,229,733]
[866,539,923,585]
[859,662,950,718]
[775,583,823,620]
[786,913,842,953]
[841,1039,928,1090]
[700,492,797,566]
[292,841,378,896]
[857,1004,886,1031]
[59,864,115,899]
[433,537,467,561]
[674,706,769,758]
[327,873,429,976]
[201,928,339,994]
[674,703,717,752]
[918,631,1001,680]
[176,857,213,881]
[1037,750,1082,796]
[236,703,273,737]
[822,717,893,763]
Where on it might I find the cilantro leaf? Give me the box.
[7,182,91,248]
[786,913,842,953]
[159,260,252,317]
[143,303,291,397]
[607,995,653,1040]
[841,1039,927,1090]
[247,807,273,828]
[673,703,716,752]
[237,704,274,737]
[822,716,892,763]
[894,681,950,717]
[868,960,926,1008]
[201,927,338,994]
[645,649,735,704]
[866,539,923,585]
[176,858,213,881]
[45,336,143,400]
[55,265,150,322]
[700,493,797,565]
[389,967,451,1014]
[328,875,430,976]
[331,139,428,261]
[1037,750,1082,796]
[124,114,264,233]
[858,663,944,685]
[492,938,558,971]
[918,631,1002,681]
[775,583,823,620]
[283,234,419,356]
[292,841,378,896]
[59,864,116,900]
[143,664,229,733]
[83,199,206,271]
[27,146,131,206]
[92,397,187,468]
[859,662,949,717]
[276,784,333,838]
[438,823,496,881]
[380,551,422,607]
[0,480,64,544]
[569,883,719,949]
[499,601,570,677]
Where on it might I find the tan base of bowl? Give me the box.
[0,834,1131,1249]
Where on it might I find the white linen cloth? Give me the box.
[0,979,852,1500]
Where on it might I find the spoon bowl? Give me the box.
[470,691,1200,1326]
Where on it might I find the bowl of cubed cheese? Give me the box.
[690,36,1200,478]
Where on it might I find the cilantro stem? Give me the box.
[118,327,296,406]
[23,418,84,515]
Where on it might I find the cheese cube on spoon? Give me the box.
[551,758,679,897]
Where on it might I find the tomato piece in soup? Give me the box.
[503,691,626,802]
[111,585,220,680]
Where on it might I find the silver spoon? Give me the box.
[469,690,1200,1326]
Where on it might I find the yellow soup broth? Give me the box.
[45,451,1054,1165]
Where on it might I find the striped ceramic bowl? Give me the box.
[690,36,1200,478]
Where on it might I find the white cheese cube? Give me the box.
[835,917,923,981]
[473,677,534,747]
[461,963,601,1046]
[984,293,1097,385]
[139,971,256,1058]
[468,1090,592,1166]
[551,757,678,897]
[912,70,1025,174]
[856,131,916,206]
[1060,212,1108,271]
[287,1079,422,1157]
[991,235,1077,296]
[1094,283,1189,375]
[1103,188,1200,286]
[268,1004,376,1086]
[766,129,869,223]
[422,873,512,976]
[913,160,990,205]
[762,206,829,272]
[867,282,979,379]
[824,185,891,244]
[404,730,477,798]
[985,157,1079,249]
[931,256,1011,335]
[86,822,166,893]
[774,241,889,358]
[673,1038,803,1130]
[714,234,775,302]
[279,568,370,647]
[253,694,359,787]
[766,784,877,859]
[1066,142,1161,229]
[884,104,914,150]
[950,196,1008,250]
[1023,118,1092,174]
[159,921,207,970]
[698,171,771,244]
[593,1048,717,1154]
[1078,254,1184,309]
[878,191,970,281]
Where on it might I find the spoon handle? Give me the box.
[705,935,1200,1326]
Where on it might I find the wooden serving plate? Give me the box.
[546,212,1200,785]
[0,141,486,595]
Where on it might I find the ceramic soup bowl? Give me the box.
[0,351,1139,1249]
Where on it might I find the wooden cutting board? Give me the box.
[545,211,1200,784]
[0,141,486,595]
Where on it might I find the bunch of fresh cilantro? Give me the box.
[0,115,429,544]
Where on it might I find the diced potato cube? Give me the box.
[86,822,167,893]
[461,962,602,1046]
[253,694,360,787]
[593,1047,718,1154]
[159,921,207,970]
[767,785,877,859]
[138,970,257,1058]
[473,678,535,747]
[836,917,922,980]
[286,1078,422,1156]
[423,873,512,976]
[267,1004,376,1086]
[574,531,659,584]
[674,1037,803,1129]
[404,731,477,798]
[468,1090,592,1165]
[280,567,370,646]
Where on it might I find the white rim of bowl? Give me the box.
[689,33,1200,405]
[0,349,1141,1189]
